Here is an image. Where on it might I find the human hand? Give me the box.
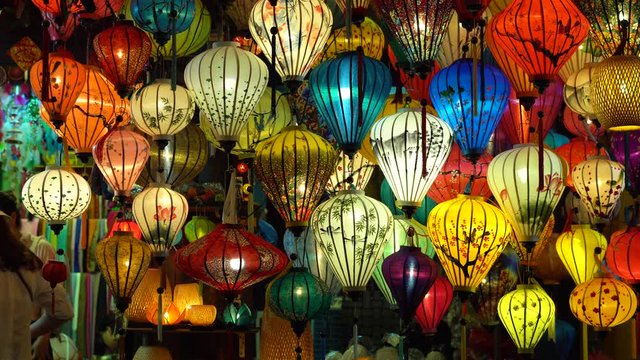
[31,334,51,360]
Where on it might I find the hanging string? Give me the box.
[41,20,52,102]
[357,47,364,127]
[537,111,544,191]
[170,0,178,91]
[352,301,359,360]
[421,100,428,178]
[479,23,485,103]
[562,207,576,232]
[346,0,352,39]
[472,39,478,117]
[269,0,279,120]
[460,299,468,360]
[614,20,630,56]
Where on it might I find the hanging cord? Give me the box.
[460,298,468,360]
[357,47,364,127]
[471,38,478,117]
[463,162,477,195]
[421,100,428,178]
[269,0,279,119]
[41,20,52,102]
[624,132,632,191]
[562,207,576,232]
[170,0,178,91]
[352,301,359,360]
[537,111,544,191]
[479,21,486,103]
[614,20,630,56]
[346,0,352,39]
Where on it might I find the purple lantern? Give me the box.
[382,245,438,321]
[611,130,640,197]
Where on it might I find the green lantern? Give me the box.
[222,302,252,327]
[183,216,216,243]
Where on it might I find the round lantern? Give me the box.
[414,276,453,334]
[183,216,216,243]
[326,151,375,195]
[498,284,555,354]
[254,126,337,235]
[93,21,152,98]
[130,0,196,46]
[309,52,391,156]
[611,131,640,196]
[558,39,602,83]
[310,190,393,294]
[591,55,640,131]
[430,59,510,161]
[22,166,92,234]
[370,108,453,218]
[607,227,640,283]
[96,231,152,312]
[184,42,268,152]
[570,277,637,329]
[555,139,600,189]
[150,0,211,58]
[563,106,604,140]
[487,144,566,250]
[427,194,512,292]
[175,224,288,298]
[438,11,484,68]
[322,17,385,61]
[489,0,590,92]
[132,184,188,257]
[93,127,150,199]
[249,0,333,86]
[572,156,625,221]
[29,55,86,129]
[532,234,570,285]
[563,63,598,121]
[556,225,608,285]
[575,0,640,57]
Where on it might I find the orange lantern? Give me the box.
[532,234,570,285]
[607,227,640,284]
[555,139,600,189]
[570,277,637,329]
[32,0,68,15]
[146,301,186,325]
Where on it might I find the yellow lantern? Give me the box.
[572,156,625,222]
[125,268,173,323]
[427,195,512,292]
[570,277,637,329]
[322,17,385,61]
[173,283,203,315]
[150,0,211,58]
[555,225,608,285]
[187,305,217,326]
[591,55,640,131]
[558,40,601,83]
[437,11,484,68]
[498,284,555,354]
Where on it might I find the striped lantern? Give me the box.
[556,225,608,285]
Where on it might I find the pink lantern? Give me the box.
[563,106,604,140]
[43,12,76,42]
[414,276,453,334]
[555,138,600,189]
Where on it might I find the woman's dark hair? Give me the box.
[0,191,20,229]
[0,192,39,271]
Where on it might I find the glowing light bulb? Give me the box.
[229,258,243,271]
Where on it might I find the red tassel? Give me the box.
[421,100,428,178]
[357,47,364,127]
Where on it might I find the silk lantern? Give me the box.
[555,139,600,189]
[150,0,211,58]
[309,51,391,156]
[326,151,375,195]
[430,59,510,161]
[532,234,570,285]
[563,63,598,121]
[254,126,337,235]
[591,55,640,131]
[607,227,640,283]
[556,225,608,285]
[611,131,640,196]
[322,17,385,61]
[563,106,604,140]
[572,156,625,221]
[31,0,69,15]
[558,39,602,83]
[130,0,196,46]
[575,0,640,57]
[311,190,393,295]
[183,216,216,243]
[370,108,453,219]
[427,194,512,292]
[570,277,637,329]
[414,276,453,334]
[438,11,484,68]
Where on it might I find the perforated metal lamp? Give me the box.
[591,55,640,131]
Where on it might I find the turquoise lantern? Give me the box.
[130,0,196,45]
[430,59,510,162]
[309,51,391,156]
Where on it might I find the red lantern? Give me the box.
[606,227,640,284]
[31,0,67,15]
[414,276,453,334]
[454,0,490,29]
[399,62,441,105]
[563,106,604,140]
[489,0,590,93]
[107,219,143,240]
[93,21,152,98]
[42,260,68,313]
[43,11,76,42]
[555,138,600,189]
[73,0,125,20]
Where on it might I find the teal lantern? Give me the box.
[222,302,252,327]
[130,0,196,46]
[183,216,216,243]
[309,51,392,156]
[430,59,511,162]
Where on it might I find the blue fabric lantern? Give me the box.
[430,59,510,161]
[309,51,391,156]
[130,0,196,45]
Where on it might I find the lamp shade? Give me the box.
[555,139,600,189]
[572,156,625,221]
[326,151,375,195]
[611,130,640,196]
[126,268,173,322]
[173,283,203,315]
[563,63,598,121]
[249,0,333,83]
[427,194,512,292]
[309,52,391,156]
[132,184,189,256]
[498,284,555,354]
[487,144,566,249]
[607,227,640,283]
[150,0,211,58]
[322,17,385,61]
[310,190,393,293]
[187,305,217,326]
[414,276,453,334]
[370,109,453,217]
[184,42,268,150]
[430,59,510,161]
[563,106,604,140]
[591,55,640,131]
[570,277,637,329]
[575,0,640,57]
[183,216,216,243]
[96,231,152,312]
[254,126,337,234]
[556,225,608,285]
[146,301,186,325]
[130,0,196,45]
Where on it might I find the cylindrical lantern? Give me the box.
[570,277,637,329]
[414,276,453,334]
[126,268,173,322]
[575,0,640,57]
[183,216,216,243]
[173,283,203,315]
[149,0,211,58]
[607,227,640,283]
[556,225,608,285]
[572,156,625,221]
[130,0,196,45]
[326,151,375,195]
[187,305,217,326]
[555,139,600,189]
[591,55,640,131]
[563,63,597,121]
[322,17,385,61]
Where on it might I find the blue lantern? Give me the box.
[430,59,510,162]
[130,0,196,46]
[309,51,391,156]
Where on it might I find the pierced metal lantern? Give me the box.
[591,55,640,131]
[572,156,625,221]
[130,0,196,46]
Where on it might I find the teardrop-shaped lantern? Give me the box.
[555,139,600,189]
[556,224,608,285]
[326,151,375,195]
[322,17,385,62]
[570,277,637,329]
[591,55,640,131]
[607,227,640,283]
[130,0,196,46]
[575,0,640,57]
[414,276,453,334]
[150,0,211,58]
[563,63,598,121]
[572,156,625,221]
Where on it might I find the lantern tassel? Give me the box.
[421,100,428,178]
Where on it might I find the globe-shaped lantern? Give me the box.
[149,0,211,58]
[430,59,510,161]
[183,216,216,243]
[498,284,555,354]
[414,276,453,334]
[130,0,196,46]
[427,194,512,293]
[489,0,590,93]
[607,227,640,283]
[132,184,188,257]
[254,126,337,235]
[309,52,391,156]
[310,190,393,295]
[326,151,375,195]
[563,106,604,140]
[93,21,152,98]
[322,17,385,62]
[611,130,640,197]
[184,42,269,152]
[96,231,152,312]
[563,63,598,121]
[249,0,333,87]
[555,139,600,189]
[575,0,640,57]
[572,156,625,221]
[487,144,566,251]
[556,225,608,285]
[22,166,92,234]
[29,55,86,130]
[591,55,640,131]
[570,277,637,329]
[370,109,453,218]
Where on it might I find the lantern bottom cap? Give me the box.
[517,349,534,354]
[593,326,613,332]
[453,286,476,293]
[604,124,640,132]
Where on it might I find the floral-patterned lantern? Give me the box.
[130,0,196,46]
[570,277,637,329]
[572,156,625,221]
[322,17,385,61]
[414,276,453,334]
[607,227,640,283]
[556,225,608,285]
[326,151,375,195]
[555,139,600,189]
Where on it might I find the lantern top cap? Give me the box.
[586,155,610,161]
[455,194,485,201]
[211,41,240,49]
[336,189,365,196]
[515,284,540,290]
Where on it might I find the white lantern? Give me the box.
[22,166,92,234]
[563,63,597,121]
[326,151,375,195]
[130,79,196,143]
[370,108,453,218]
[310,190,393,294]
[572,156,625,222]
[184,42,269,151]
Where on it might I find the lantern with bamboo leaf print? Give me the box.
[310,190,393,295]
[556,225,608,285]
[132,184,188,257]
[575,0,640,57]
[591,55,640,131]
[607,226,640,283]
[570,276,637,329]
[487,144,566,252]
[374,0,453,76]
[29,55,86,130]
[254,126,337,235]
[430,58,510,162]
[96,231,152,312]
[249,0,332,89]
[414,276,453,334]
[427,194,512,293]
[572,156,625,221]
[488,0,590,93]
[498,283,555,354]
[563,63,598,123]
[130,0,196,46]
[322,17,385,62]
[150,0,211,58]
[326,151,375,195]
[370,108,453,219]
[93,21,152,98]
